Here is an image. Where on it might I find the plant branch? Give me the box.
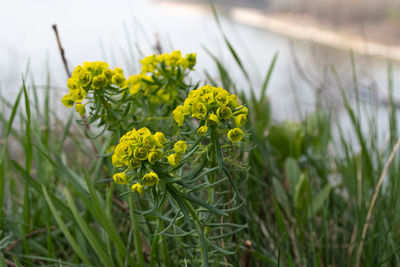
[356,138,400,267]
[52,24,71,78]
[5,226,56,252]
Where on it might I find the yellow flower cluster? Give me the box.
[129,172,159,194]
[112,127,165,193]
[113,171,159,194]
[173,85,247,143]
[61,62,127,114]
[167,140,187,167]
[112,127,166,169]
[140,50,196,73]
[126,51,196,103]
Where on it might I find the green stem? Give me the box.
[150,219,163,267]
[160,219,171,267]
[205,129,218,237]
[208,130,218,201]
[106,183,122,266]
[184,197,208,267]
[128,193,145,267]
[167,184,208,266]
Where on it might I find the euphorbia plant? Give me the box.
[62,51,249,266]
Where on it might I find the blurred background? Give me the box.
[1,0,400,126]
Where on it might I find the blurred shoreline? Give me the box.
[232,8,400,62]
[156,0,400,62]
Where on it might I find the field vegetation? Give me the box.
[1,10,400,267]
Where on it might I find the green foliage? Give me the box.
[268,122,304,161]
[205,22,400,266]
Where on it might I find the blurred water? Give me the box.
[1,0,400,148]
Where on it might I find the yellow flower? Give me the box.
[174,141,187,154]
[70,88,87,103]
[75,104,86,116]
[114,143,133,161]
[120,129,140,144]
[91,74,107,90]
[168,153,181,167]
[197,125,208,136]
[183,99,192,115]
[217,106,232,120]
[102,69,114,82]
[114,67,124,74]
[112,73,126,88]
[141,172,159,187]
[72,65,83,77]
[131,183,144,194]
[83,61,109,74]
[154,132,167,147]
[234,105,248,116]
[127,74,142,95]
[148,149,163,164]
[82,62,94,70]
[191,102,208,120]
[128,158,141,169]
[201,92,214,105]
[78,70,92,87]
[166,50,182,67]
[156,54,167,63]
[186,53,196,69]
[112,154,123,167]
[138,127,151,138]
[188,89,200,99]
[61,94,74,108]
[206,113,220,127]
[134,147,148,161]
[140,54,157,73]
[229,94,240,108]
[67,77,79,90]
[113,172,128,184]
[173,105,185,126]
[177,57,189,68]
[234,114,247,127]
[142,135,157,151]
[228,128,244,143]
[215,91,230,106]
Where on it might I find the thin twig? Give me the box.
[243,240,252,267]
[153,33,163,54]
[220,215,228,267]
[348,224,358,257]
[52,24,71,78]
[356,139,400,267]
[5,226,56,252]
[5,258,16,267]
[113,195,129,212]
[52,25,99,155]
[357,155,362,207]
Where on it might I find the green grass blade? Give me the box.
[387,62,397,146]
[22,78,32,173]
[82,172,133,265]
[12,256,22,267]
[64,188,113,267]
[210,2,251,86]
[41,185,91,265]
[11,160,73,218]
[0,253,6,267]
[260,52,278,102]
[0,87,23,165]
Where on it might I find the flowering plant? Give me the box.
[62,51,249,266]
